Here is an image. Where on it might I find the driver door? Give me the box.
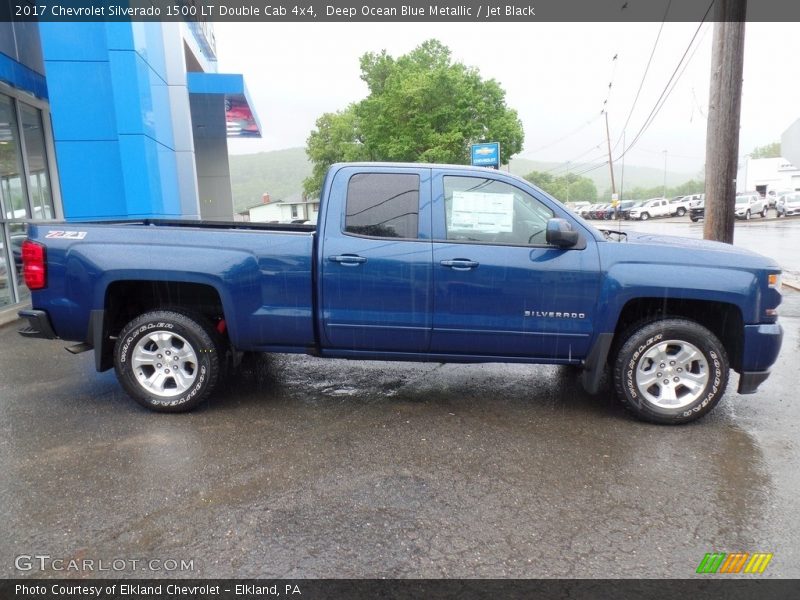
[430,172,600,359]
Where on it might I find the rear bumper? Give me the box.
[18,309,57,339]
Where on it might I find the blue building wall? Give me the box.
[39,23,190,219]
[0,21,47,98]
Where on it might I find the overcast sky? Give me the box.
[215,22,799,174]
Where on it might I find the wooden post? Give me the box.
[704,0,747,244]
[604,111,616,196]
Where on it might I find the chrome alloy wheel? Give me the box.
[131,331,199,397]
[634,339,709,409]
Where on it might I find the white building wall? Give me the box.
[737,157,800,193]
[782,118,800,170]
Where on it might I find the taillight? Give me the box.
[22,240,47,290]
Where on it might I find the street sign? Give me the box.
[471,142,500,169]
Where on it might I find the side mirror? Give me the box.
[546,218,580,248]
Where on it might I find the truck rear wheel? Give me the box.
[114,310,221,412]
[613,318,729,424]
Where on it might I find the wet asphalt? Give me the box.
[1,229,799,579]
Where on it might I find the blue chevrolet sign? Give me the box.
[471,142,500,168]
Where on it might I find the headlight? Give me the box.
[768,273,782,290]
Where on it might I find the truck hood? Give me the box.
[603,230,781,270]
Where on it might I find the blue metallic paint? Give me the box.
[319,166,433,352]
[26,164,784,380]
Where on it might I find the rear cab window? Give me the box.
[345,173,420,239]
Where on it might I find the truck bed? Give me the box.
[67,218,317,233]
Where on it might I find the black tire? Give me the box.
[613,318,729,425]
[114,310,221,412]
[676,207,686,217]
[762,207,768,218]
[690,216,699,222]
[640,212,650,221]
[745,210,751,220]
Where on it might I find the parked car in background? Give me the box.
[776,192,800,217]
[566,201,592,216]
[628,198,671,220]
[620,200,643,220]
[684,194,704,207]
[591,204,610,220]
[604,200,636,220]
[770,190,792,210]
[668,196,691,217]
[735,193,768,220]
[766,190,777,208]
[689,199,705,222]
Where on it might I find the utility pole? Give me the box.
[604,111,616,195]
[704,0,747,244]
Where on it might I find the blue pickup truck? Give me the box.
[18,163,783,424]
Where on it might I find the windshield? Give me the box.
[735,196,749,204]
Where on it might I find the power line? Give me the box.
[614,1,715,164]
[523,113,603,156]
[544,143,606,174]
[625,21,710,156]
[611,0,673,152]
[636,146,703,161]
[569,160,610,178]
[601,53,620,114]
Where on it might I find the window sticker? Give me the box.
[451,191,514,233]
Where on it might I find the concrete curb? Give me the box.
[784,279,800,292]
[0,303,27,328]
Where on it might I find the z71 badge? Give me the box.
[45,230,88,240]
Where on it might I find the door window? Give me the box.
[442,176,553,246]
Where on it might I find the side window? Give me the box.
[345,173,420,239]
[443,176,554,245]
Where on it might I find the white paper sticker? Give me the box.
[451,191,514,233]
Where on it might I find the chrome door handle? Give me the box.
[329,254,367,265]
[440,259,479,270]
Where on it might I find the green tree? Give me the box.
[750,142,781,159]
[304,106,369,197]
[524,170,597,202]
[303,40,524,196]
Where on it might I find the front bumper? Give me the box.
[738,371,771,394]
[737,322,783,393]
[18,309,57,339]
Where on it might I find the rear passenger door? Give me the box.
[320,167,433,353]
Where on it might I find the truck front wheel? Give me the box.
[114,310,221,412]
[612,318,729,424]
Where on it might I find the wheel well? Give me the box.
[613,298,744,371]
[104,280,225,339]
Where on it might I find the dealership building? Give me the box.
[0,21,260,315]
